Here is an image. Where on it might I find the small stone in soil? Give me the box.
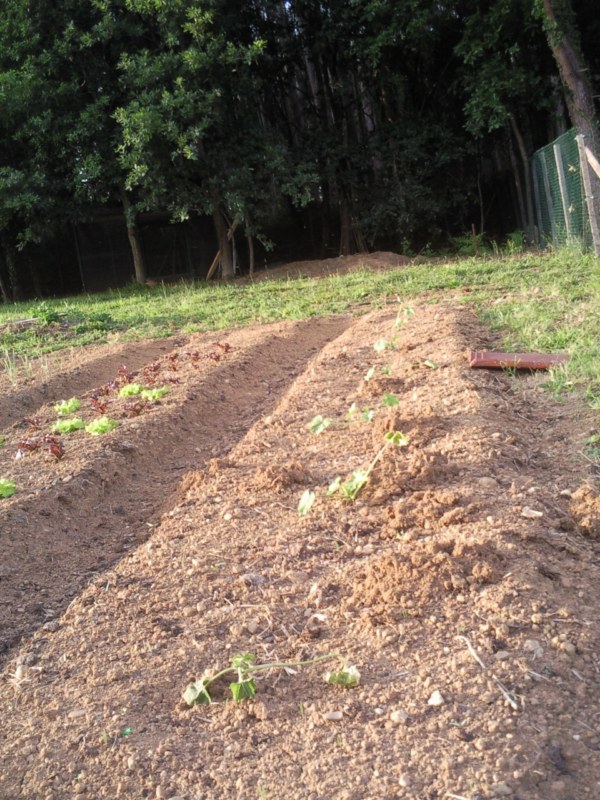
[427,690,445,706]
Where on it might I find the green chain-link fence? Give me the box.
[531,128,592,250]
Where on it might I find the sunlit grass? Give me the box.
[0,247,598,406]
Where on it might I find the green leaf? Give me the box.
[120,727,133,737]
[54,397,81,416]
[230,652,256,671]
[380,366,392,376]
[346,403,358,418]
[423,359,438,369]
[373,339,389,353]
[382,393,399,407]
[51,418,85,434]
[362,408,375,422]
[340,470,369,501]
[0,436,5,447]
[325,665,361,688]
[384,431,409,447]
[0,479,17,499]
[308,414,333,434]
[327,476,342,496]
[85,417,119,436]
[230,679,257,702]
[298,489,316,516]
[182,678,212,706]
[140,386,169,402]
[119,383,144,397]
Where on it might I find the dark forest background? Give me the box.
[1,0,599,299]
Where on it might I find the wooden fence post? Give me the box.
[576,134,600,257]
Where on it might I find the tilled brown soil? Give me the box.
[0,301,599,800]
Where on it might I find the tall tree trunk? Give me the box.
[120,190,147,285]
[244,213,255,277]
[540,0,600,248]
[0,234,22,301]
[212,208,234,279]
[509,115,536,241]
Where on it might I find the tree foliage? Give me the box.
[0,0,598,297]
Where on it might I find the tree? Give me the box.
[536,0,600,251]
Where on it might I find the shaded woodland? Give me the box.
[1,0,599,298]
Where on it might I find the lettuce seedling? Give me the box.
[54,398,81,416]
[85,417,119,435]
[0,479,16,498]
[382,393,399,407]
[119,383,144,397]
[140,387,169,402]
[52,418,85,434]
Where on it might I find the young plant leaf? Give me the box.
[140,386,169,402]
[423,359,438,369]
[363,367,375,382]
[54,397,81,416]
[346,403,358,418]
[230,652,256,671]
[382,393,399,407]
[384,431,409,447]
[298,489,316,516]
[362,408,375,422]
[51,418,85,434]
[308,414,333,435]
[0,436,5,447]
[182,678,212,706]
[85,417,119,435]
[325,664,361,688]
[340,470,369,501]
[230,679,257,702]
[373,339,389,353]
[381,366,392,376]
[119,383,144,397]
[327,476,342,497]
[0,479,17,498]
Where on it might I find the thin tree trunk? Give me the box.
[509,114,536,241]
[212,208,234,279]
[244,213,255,277]
[507,126,527,231]
[120,189,147,285]
[0,234,21,301]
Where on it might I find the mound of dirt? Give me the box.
[240,250,412,282]
[1,303,599,800]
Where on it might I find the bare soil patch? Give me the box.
[0,298,599,800]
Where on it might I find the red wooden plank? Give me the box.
[468,350,569,370]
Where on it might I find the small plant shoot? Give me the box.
[298,489,316,516]
[363,366,375,382]
[325,664,361,688]
[308,415,333,435]
[0,479,17,498]
[54,397,81,416]
[183,652,343,707]
[373,339,389,353]
[85,417,119,435]
[119,383,144,397]
[423,359,438,369]
[52,418,85,434]
[140,386,169,402]
[382,393,399,407]
[333,431,409,501]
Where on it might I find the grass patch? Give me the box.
[0,248,599,406]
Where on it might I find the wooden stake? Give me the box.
[577,135,600,257]
[205,220,239,281]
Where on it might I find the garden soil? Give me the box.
[0,279,599,800]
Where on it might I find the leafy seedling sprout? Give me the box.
[308,415,334,435]
[119,383,144,398]
[183,652,345,707]
[298,489,316,516]
[0,479,17,499]
[331,431,409,502]
[54,397,81,416]
[382,393,399,407]
[325,664,361,687]
[51,418,85,434]
[85,417,119,435]
[140,386,169,402]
